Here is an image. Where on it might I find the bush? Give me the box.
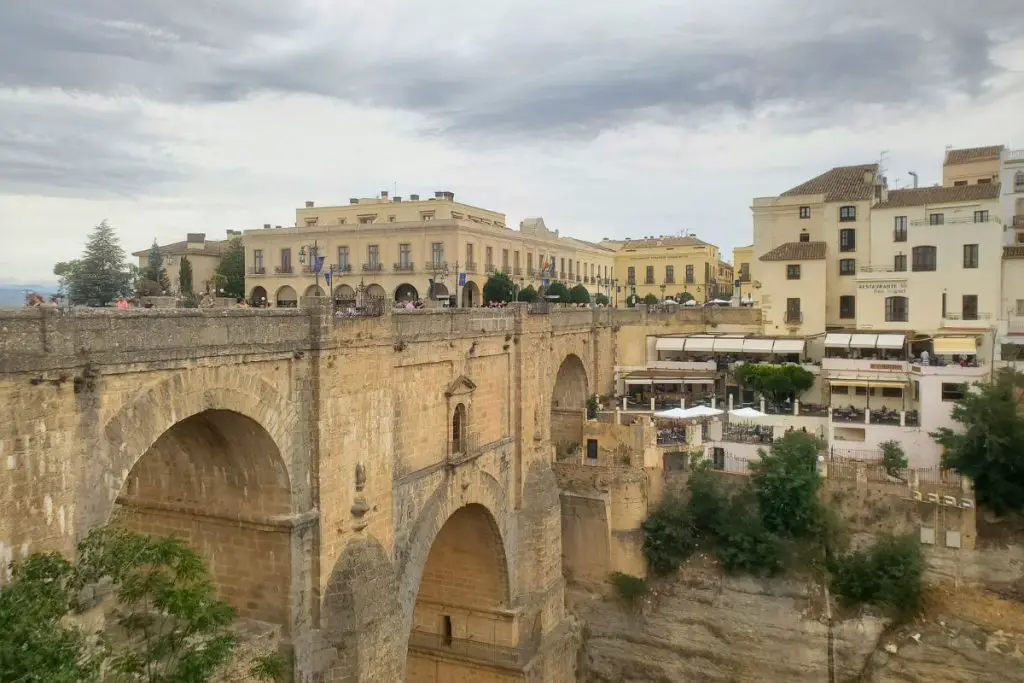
[594,293,610,306]
[641,493,697,576]
[712,502,786,577]
[831,534,925,618]
[686,466,729,537]
[610,572,647,605]
[751,431,824,538]
[880,440,908,478]
[643,293,659,305]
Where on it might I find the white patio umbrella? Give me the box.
[729,406,768,419]
[683,299,698,306]
[678,405,724,418]
[654,407,691,419]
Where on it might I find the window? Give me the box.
[977,178,992,184]
[799,206,811,219]
[645,265,655,284]
[963,244,979,268]
[894,253,907,272]
[514,251,520,272]
[685,264,694,283]
[885,296,909,322]
[451,403,467,454]
[839,205,857,222]
[485,246,493,269]
[442,615,453,646]
[432,242,444,267]
[665,265,675,283]
[1016,171,1024,191]
[786,264,801,280]
[838,258,856,275]
[785,298,802,324]
[929,213,944,225]
[526,253,533,273]
[627,267,636,285]
[358,216,374,224]
[280,248,292,273]
[974,210,989,223]
[502,249,509,270]
[399,243,411,268]
[337,246,349,270]
[305,217,318,226]
[1017,299,1024,316]
[466,243,474,268]
[253,249,264,273]
[586,439,598,462]
[881,387,903,398]
[421,212,434,221]
[367,244,379,267]
[912,246,937,271]
[839,295,855,319]
[839,228,856,252]
[799,232,810,242]
[832,385,849,395]
[941,383,966,402]
[893,216,907,242]
[953,180,968,187]
[337,218,346,225]
[962,294,978,321]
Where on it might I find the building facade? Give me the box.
[601,235,726,304]
[243,191,616,307]
[132,232,234,295]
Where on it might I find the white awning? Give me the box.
[772,339,805,354]
[652,377,685,384]
[655,337,686,352]
[742,338,775,353]
[624,377,652,385]
[825,333,852,349]
[684,337,715,352]
[684,378,716,385]
[849,334,878,349]
[713,337,746,353]
[933,336,978,355]
[875,334,906,350]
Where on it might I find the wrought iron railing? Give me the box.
[393,262,414,272]
[362,262,383,272]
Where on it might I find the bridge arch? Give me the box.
[551,353,590,454]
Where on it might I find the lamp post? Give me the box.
[298,240,322,296]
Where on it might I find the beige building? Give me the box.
[601,235,727,303]
[132,232,234,295]
[732,244,753,301]
[243,191,616,307]
[942,145,1002,187]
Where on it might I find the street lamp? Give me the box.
[298,241,323,296]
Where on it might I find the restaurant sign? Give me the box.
[857,281,907,295]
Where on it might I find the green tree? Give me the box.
[0,527,283,683]
[142,240,171,294]
[483,270,516,303]
[933,368,1024,513]
[733,363,814,407]
[676,291,695,303]
[568,283,590,304]
[625,293,639,307]
[55,221,131,306]
[831,534,925,618]
[178,255,194,295]
[879,440,908,478]
[517,284,538,302]
[642,293,659,306]
[213,236,246,299]
[544,281,570,303]
[750,431,824,538]
[594,292,609,306]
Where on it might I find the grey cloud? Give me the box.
[1,0,1021,138]
[0,98,184,198]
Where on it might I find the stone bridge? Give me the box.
[0,302,760,682]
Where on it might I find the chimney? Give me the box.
[908,171,919,189]
[263,223,271,229]
[863,168,873,184]
[186,232,206,244]
[381,190,389,199]
[435,190,455,201]
[276,225,282,229]
[349,198,359,205]
[393,196,402,202]
[305,200,314,208]
[410,193,420,201]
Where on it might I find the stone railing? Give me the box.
[407,630,536,668]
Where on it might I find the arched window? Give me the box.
[451,403,467,454]
[885,296,909,323]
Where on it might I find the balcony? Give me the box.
[274,265,294,275]
[362,262,383,272]
[514,267,522,276]
[647,360,717,372]
[485,264,496,274]
[465,261,477,273]
[407,630,535,668]
[664,279,675,286]
[942,312,992,329]
[822,358,909,373]
[331,263,352,274]
[559,272,566,280]
[910,361,988,378]
[393,262,414,272]
[910,215,996,226]
[784,311,803,325]
[247,266,266,275]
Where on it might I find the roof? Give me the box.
[562,236,616,252]
[944,145,1003,166]
[132,238,230,258]
[759,241,827,262]
[875,183,1000,209]
[780,164,878,202]
[1004,246,1024,260]
[616,235,711,250]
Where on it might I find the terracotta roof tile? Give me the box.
[1004,246,1024,260]
[759,241,827,262]
[615,236,710,250]
[876,183,1000,209]
[944,145,1003,166]
[780,164,878,202]
[132,239,230,258]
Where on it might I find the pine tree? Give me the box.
[62,221,131,306]
[140,239,172,294]
[213,237,246,299]
[179,255,194,295]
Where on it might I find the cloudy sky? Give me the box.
[1,0,1022,283]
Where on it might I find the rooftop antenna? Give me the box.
[878,150,889,178]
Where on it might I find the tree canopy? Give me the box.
[53,221,132,306]
[517,284,538,302]
[140,240,171,294]
[733,363,814,407]
[178,255,194,295]
[568,284,590,305]
[643,293,659,305]
[543,281,570,303]
[933,368,1024,513]
[483,270,516,303]
[594,292,610,306]
[213,237,245,298]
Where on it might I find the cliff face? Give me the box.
[573,566,1024,683]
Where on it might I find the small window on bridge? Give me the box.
[586,439,598,462]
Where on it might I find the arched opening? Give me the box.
[395,283,419,302]
[365,283,386,300]
[333,284,356,306]
[451,403,467,454]
[304,283,325,299]
[275,285,298,308]
[431,282,449,300]
[461,281,480,308]
[405,504,514,681]
[249,286,268,307]
[113,409,292,629]
[551,354,589,455]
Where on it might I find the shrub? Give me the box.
[610,572,647,605]
[641,493,697,576]
[831,534,925,618]
[879,440,908,478]
[686,466,729,537]
[643,293,659,306]
[751,431,823,538]
[587,395,599,419]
